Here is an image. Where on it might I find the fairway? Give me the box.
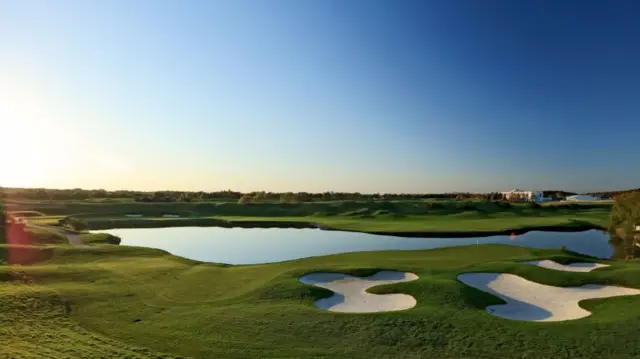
[9,199,612,236]
[3,241,640,358]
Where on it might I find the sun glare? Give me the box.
[0,78,72,188]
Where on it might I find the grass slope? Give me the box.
[0,280,182,359]
[25,200,610,235]
[4,243,640,359]
[216,206,609,233]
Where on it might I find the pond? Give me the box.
[92,227,617,265]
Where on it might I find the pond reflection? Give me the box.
[95,227,620,264]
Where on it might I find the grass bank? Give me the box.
[2,243,640,358]
[15,200,611,236]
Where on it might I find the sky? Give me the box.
[1,0,639,193]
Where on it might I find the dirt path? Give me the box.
[28,224,91,248]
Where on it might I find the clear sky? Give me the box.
[1,0,639,193]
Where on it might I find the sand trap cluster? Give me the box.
[299,271,418,313]
[458,273,640,322]
[522,260,609,272]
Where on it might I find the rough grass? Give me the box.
[0,279,183,358]
[3,243,640,358]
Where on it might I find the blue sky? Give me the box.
[1,0,639,193]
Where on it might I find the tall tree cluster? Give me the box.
[611,190,640,233]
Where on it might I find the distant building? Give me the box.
[501,189,545,202]
[565,195,601,201]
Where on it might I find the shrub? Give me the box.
[455,201,475,210]
[497,201,512,208]
[238,195,252,204]
[65,217,89,231]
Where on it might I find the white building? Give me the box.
[501,189,545,202]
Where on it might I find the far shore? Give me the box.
[71,216,607,238]
[11,199,611,238]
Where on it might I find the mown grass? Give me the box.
[2,243,640,358]
[216,207,609,233]
[24,200,610,235]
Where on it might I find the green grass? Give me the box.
[7,210,47,217]
[0,281,181,358]
[6,199,613,234]
[3,243,640,358]
[25,200,610,235]
[215,206,609,233]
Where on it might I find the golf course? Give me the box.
[2,194,640,358]
[3,235,640,358]
[4,0,640,356]
[5,198,612,236]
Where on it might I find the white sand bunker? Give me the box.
[126,214,143,217]
[458,273,640,322]
[163,214,180,218]
[522,259,609,272]
[299,271,418,313]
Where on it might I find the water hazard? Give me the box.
[92,227,624,265]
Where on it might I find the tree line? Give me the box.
[0,186,615,203]
[1,187,466,202]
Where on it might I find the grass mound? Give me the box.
[0,281,181,358]
[8,210,47,217]
[4,244,639,358]
[372,210,407,219]
[339,208,371,216]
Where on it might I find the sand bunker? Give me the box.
[163,214,180,218]
[522,260,609,272]
[458,273,640,322]
[126,214,143,217]
[299,271,418,313]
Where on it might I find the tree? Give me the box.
[279,193,291,203]
[238,195,252,204]
[252,192,265,203]
[610,190,640,234]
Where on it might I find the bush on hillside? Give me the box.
[526,202,541,209]
[455,201,475,210]
[497,201,512,208]
[238,195,252,204]
[423,202,444,210]
[61,217,89,231]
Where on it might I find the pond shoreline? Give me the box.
[80,218,605,238]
